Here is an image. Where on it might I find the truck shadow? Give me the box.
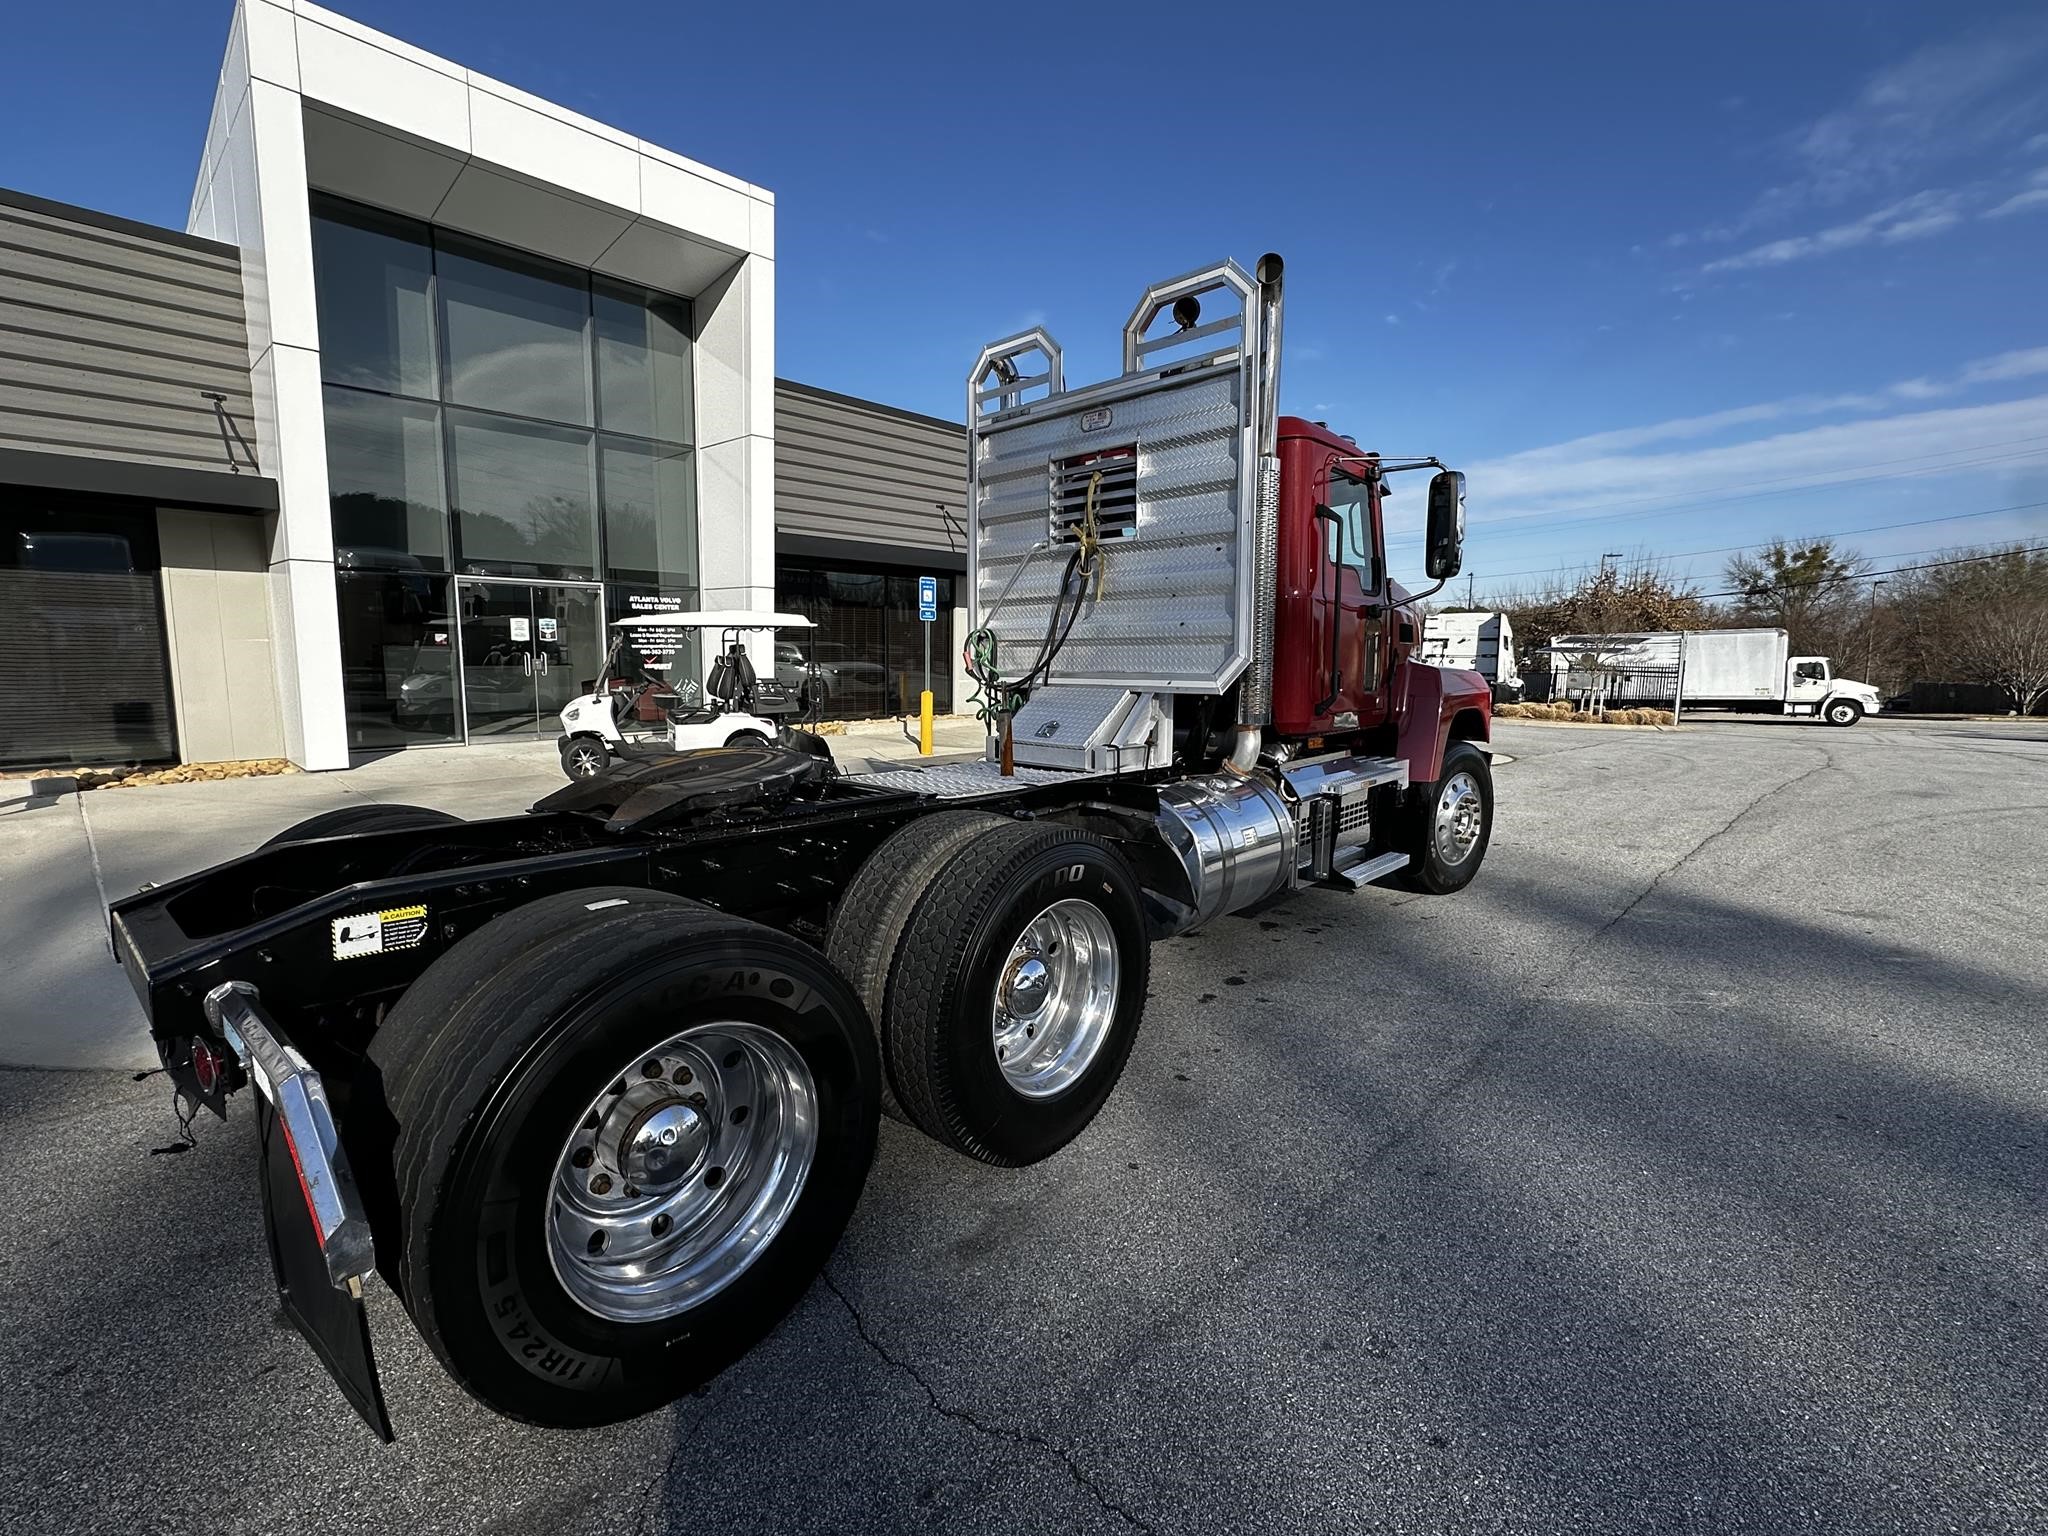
[3,854,2040,1534]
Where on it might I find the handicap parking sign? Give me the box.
[917,575,938,623]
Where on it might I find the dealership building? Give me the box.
[0,0,968,772]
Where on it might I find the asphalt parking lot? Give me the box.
[2,715,2042,1535]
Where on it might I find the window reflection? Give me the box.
[776,561,952,717]
[438,240,592,426]
[335,569,459,748]
[600,435,695,587]
[596,283,693,441]
[310,205,437,396]
[447,410,598,579]
[323,387,446,567]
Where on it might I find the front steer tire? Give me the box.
[1393,740,1494,895]
[1825,698,1864,727]
[363,891,878,1426]
[887,821,1148,1166]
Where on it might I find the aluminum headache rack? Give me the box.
[966,257,1284,772]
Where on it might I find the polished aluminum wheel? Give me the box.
[1432,771,1485,867]
[546,1022,816,1323]
[990,898,1120,1099]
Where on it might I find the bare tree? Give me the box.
[1722,539,1870,655]
[1895,545,2048,715]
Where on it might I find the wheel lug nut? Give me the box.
[590,1173,613,1195]
[642,1060,663,1079]
[674,1064,693,1086]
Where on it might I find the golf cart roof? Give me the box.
[610,610,814,631]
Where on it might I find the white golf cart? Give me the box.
[555,611,818,780]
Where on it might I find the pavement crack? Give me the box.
[630,1380,729,1536]
[1593,748,1835,942]
[822,1269,1156,1534]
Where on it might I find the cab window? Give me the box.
[1322,465,1380,589]
[1793,661,1827,682]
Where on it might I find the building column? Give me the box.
[693,253,776,667]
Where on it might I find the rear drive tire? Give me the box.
[364,895,878,1426]
[560,737,609,779]
[1825,698,1864,727]
[1394,741,1493,895]
[724,730,771,748]
[825,811,1007,1121]
[887,821,1148,1166]
[262,802,461,848]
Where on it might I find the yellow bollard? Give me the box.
[919,691,934,755]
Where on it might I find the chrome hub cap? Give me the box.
[991,899,1119,1099]
[1433,771,1484,867]
[547,1022,816,1323]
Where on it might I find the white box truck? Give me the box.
[1421,611,1522,702]
[1548,628,1881,726]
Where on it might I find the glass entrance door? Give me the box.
[456,579,605,737]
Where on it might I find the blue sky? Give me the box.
[4,0,2046,596]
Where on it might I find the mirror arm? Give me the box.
[1404,576,1452,604]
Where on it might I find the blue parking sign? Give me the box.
[917,575,938,623]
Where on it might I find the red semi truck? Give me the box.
[108,254,1492,1435]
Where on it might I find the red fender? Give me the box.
[1393,659,1491,784]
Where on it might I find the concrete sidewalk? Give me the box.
[0,716,989,1071]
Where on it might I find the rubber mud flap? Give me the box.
[257,1094,394,1441]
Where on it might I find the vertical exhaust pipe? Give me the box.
[1238,253,1286,740]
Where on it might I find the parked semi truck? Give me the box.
[1549,627,1881,725]
[1420,611,1522,702]
[107,256,1494,1436]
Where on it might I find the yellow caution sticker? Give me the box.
[332,903,430,960]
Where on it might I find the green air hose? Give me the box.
[963,471,1107,724]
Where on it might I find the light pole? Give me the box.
[1866,578,1886,685]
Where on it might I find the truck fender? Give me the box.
[1394,660,1492,784]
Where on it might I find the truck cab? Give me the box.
[1787,654,1882,724]
[1270,417,1489,760]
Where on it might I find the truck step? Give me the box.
[1326,850,1411,890]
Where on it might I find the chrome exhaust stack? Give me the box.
[1239,254,1285,732]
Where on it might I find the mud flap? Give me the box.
[255,1092,394,1442]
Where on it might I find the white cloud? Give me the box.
[1787,20,2048,203]
[1984,166,2048,217]
[1700,190,1964,272]
[1464,393,2048,528]
[1667,19,2048,257]
[1445,348,2048,530]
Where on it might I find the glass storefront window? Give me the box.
[600,435,696,588]
[310,205,436,396]
[323,387,447,567]
[310,195,704,745]
[447,409,598,579]
[595,283,693,443]
[438,238,592,426]
[776,561,951,718]
[335,569,459,749]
